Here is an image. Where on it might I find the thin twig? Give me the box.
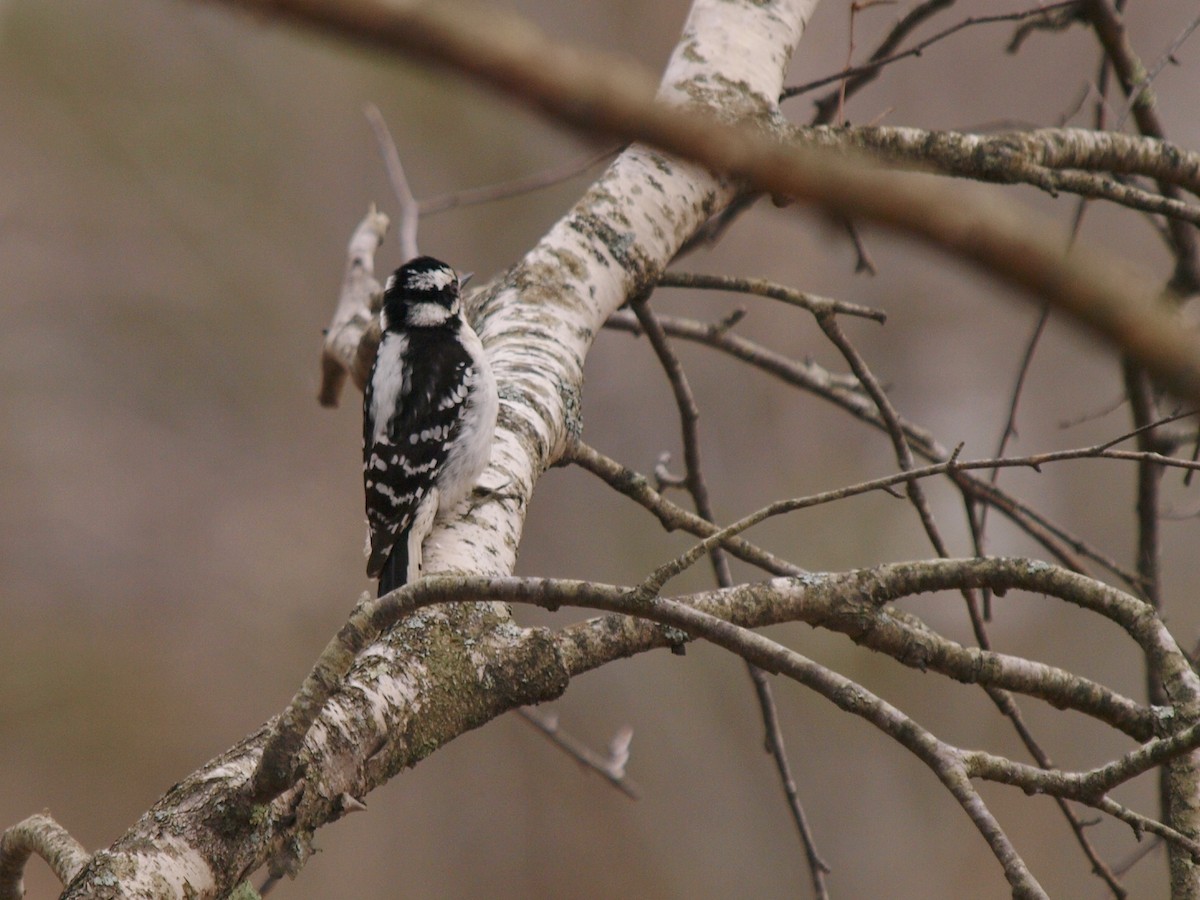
[974,300,1055,620]
[791,0,1071,274]
[747,667,832,892]
[1185,432,1200,488]
[629,298,830,895]
[843,218,878,274]
[1085,0,1200,294]
[515,707,640,799]
[1006,1,1086,52]
[789,2,1078,104]
[419,146,619,215]
[630,436,1200,601]
[1096,407,1197,454]
[605,308,1144,589]
[629,300,726,588]
[0,814,91,900]
[563,441,804,578]
[1113,835,1162,876]
[1056,81,1094,129]
[1114,11,1200,131]
[815,309,989,637]
[363,103,419,262]
[658,271,886,322]
[807,0,960,116]
[978,305,1049,540]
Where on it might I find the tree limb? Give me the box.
[0,814,89,900]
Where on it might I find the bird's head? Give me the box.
[380,256,469,330]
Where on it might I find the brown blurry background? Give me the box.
[3,1,1200,897]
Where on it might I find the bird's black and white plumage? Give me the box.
[363,256,498,596]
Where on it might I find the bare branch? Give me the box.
[629,432,1200,603]
[0,814,90,900]
[629,299,724,580]
[747,666,832,895]
[815,310,955,568]
[628,298,828,894]
[794,125,1200,208]
[1115,11,1200,130]
[960,720,1200,842]
[658,270,887,322]
[318,206,389,407]
[246,556,1181,873]
[320,574,1062,895]
[556,552,1155,739]
[1084,0,1200,293]
[515,707,640,799]
[363,103,419,262]
[420,146,619,215]
[790,2,1078,107]
[563,441,805,578]
[347,568,1200,897]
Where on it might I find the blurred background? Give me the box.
[3,0,1200,896]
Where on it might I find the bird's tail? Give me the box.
[377,541,409,597]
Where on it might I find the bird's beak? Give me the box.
[459,272,474,289]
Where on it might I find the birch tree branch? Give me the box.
[793,125,1200,221]
[317,206,388,407]
[0,814,89,900]
[60,1,820,896]
[252,559,1173,842]
[185,565,1200,896]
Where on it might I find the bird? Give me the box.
[363,255,498,596]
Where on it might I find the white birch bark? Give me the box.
[427,0,818,579]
